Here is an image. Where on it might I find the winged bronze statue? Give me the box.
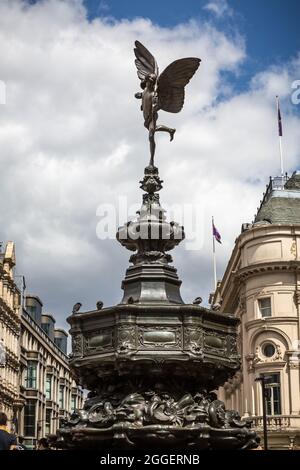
[134,40,201,167]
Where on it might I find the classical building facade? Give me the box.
[19,295,84,447]
[0,242,22,423]
[214,172,300,449]
[0,242,83,447]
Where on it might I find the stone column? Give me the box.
[287,353,300,415]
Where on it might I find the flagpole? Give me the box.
[212,216,217,291]
[276,96,284,185]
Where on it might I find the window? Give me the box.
[265,373,281,415]
[41,323,50,336]
[26,305,41,323]
[26,305,37,320]
[262,343,275,358]
[55,337,67,354]
[258,297,272,317]
[59,385,64,409]
[24,400,36,437]
[26,361,37,388]
[55,338,63,350]
[46,374,52,400]
[45,409,51,436]
[71,395,76,413]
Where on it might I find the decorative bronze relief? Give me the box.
[71,334,83,357]
[226,334,238,357]
[205,335,224,349]
[138,326,181,349]
[184,327,204,355]
[117,325,136,354]
[84,329,114,354]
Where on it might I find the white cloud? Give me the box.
[0,0,299,328]
[203,0,232,18]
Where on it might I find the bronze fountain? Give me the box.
[56,42,259,450]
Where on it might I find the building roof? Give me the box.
[255,172,300,225]
[54,328,68,337]
[25,294,43,306]
[41,313,56,323]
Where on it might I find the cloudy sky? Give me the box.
[0,0,300,330]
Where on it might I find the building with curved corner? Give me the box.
[214,172,300,450]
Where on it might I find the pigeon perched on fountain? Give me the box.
[72,302,82,314]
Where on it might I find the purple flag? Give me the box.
[212,221,222,244]
[277,98,283,136]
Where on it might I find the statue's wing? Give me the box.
[157,58,200,113]
[134,40,158,81]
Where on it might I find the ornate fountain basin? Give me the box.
[69,303,240,391]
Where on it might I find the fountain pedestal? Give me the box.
[57,165,259,450]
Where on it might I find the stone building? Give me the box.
[0,242,83,447]
[0,242,22,424]
[19,295,84,447]
[214,172,300,449]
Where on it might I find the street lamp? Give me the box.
[255,374,273,450]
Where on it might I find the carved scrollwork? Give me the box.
[72,334,83,357]
[246,342,285,372]
[226,335,238,357]
[117,325,136,354]
[130,251,172,265]
[273,344,283,361]
[184,327,204,356]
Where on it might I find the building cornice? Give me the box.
[235,260,300,282]
[252,361,286,370]
[245,316,298,332]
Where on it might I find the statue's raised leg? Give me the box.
[155,125,176,141]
